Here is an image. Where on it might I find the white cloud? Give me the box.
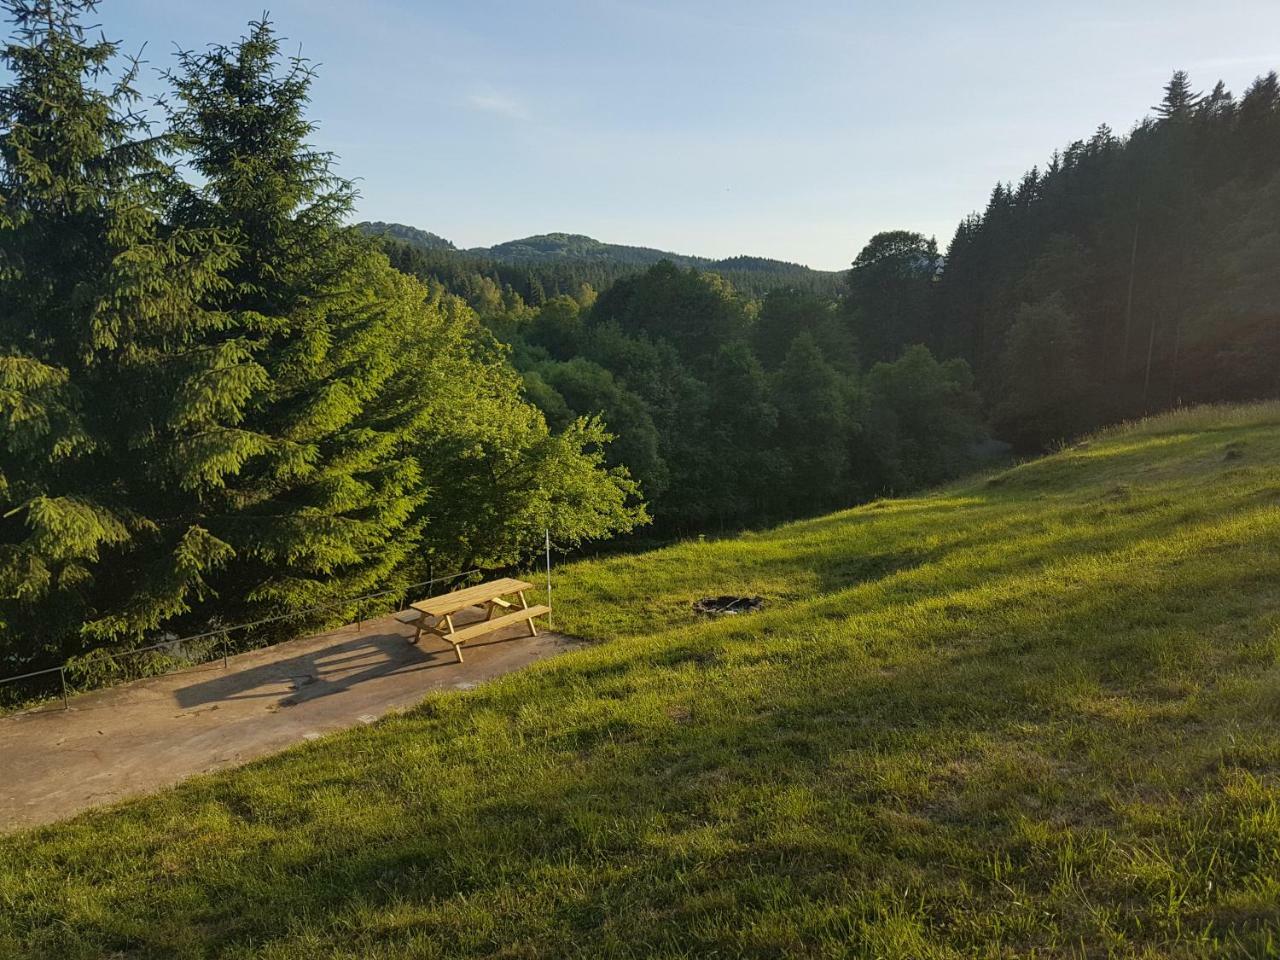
[466,91,531,121]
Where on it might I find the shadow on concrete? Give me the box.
[173,609,523,710]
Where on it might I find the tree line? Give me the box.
[5,1,1280,689]
[383,253,988,536]
[367,224,845,313]
[0,1,643,686]
[384,67,1280,536]
[922,71,1280,449]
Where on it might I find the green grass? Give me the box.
[4,403,1280,958]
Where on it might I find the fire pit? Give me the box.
[692,595,764,616]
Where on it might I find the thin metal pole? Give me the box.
[545,528,552,631]
[59,667,68,711]
[222,635,229,669]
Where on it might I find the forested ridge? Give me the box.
[357,221,845,302]
[375,67,1280,535]
[3,0,1280,692]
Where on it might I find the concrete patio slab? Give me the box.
[0,611,578,833]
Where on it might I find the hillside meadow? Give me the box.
[2,403,1280,958]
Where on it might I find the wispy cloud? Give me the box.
[466,91,531,122]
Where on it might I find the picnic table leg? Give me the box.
[518,591,538,637]
[443,613,464,663]
[485,597,513,622]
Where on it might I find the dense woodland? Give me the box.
[0,3,643,685]
[3,0,1280,687]
[931,70,1280,449]
[362,222,845,303]
[381,69,1280,531]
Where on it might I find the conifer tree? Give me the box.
[0,0,240,670]
[1154,70,1203,121]
[163,19,645,624]
[161,20,433,621]
[771,333,853,511]
[0,7,645,679]
[704,341,779,522]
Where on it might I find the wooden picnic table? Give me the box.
[405,577,549,664]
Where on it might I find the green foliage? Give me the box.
[365,223,845,301]
[0,0,240,667]
[526,294,586,359]
[772,332,854,510]
[409,337,647,566]
[845,230,940,363]
[702,340,781,521]
[753,287,855,371]
[358,220,455,251]
[863,345,984,491]
[505,257,988,533]
[934,68,1280,439]
[996,295,1093,448]
[523,356,667,502]
[591,260,751,360]
[0,5,644,682]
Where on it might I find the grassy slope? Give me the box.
[3,404,1280,959]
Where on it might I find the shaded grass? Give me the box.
[3,402,1280,957]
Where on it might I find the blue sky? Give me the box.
[95,1,1280,269]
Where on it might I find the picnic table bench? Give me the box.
[396,577,549,663]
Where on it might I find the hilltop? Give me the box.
[2,402,1279,956]
[355,221,843,296]
[357,221,456,251]
[473,231,823,277]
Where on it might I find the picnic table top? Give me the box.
[411,577,534,617]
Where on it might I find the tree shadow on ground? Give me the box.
[172,608,513,709]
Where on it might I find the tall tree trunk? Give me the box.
[1168,232,1191,406]
[1142,314,1159,409]
[1120,198,1141,378]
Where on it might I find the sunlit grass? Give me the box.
[2,402,1280,957]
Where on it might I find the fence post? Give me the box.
[545,528,552,631]
[59,667,69,711]
[222,634,229,669]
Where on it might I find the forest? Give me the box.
[0,3,644,686]
[359,221,846,302]
[380,68,1280,533]
[3,0,1280,686]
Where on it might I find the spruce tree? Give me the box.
[1154,70,1203,121]
[162,20,431,623]
[0,0,240,672]
[704,340,779,523]
[0,7,645,680]
[164,20,644,625]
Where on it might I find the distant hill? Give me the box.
[477,232,670,264]
[355,222,842,298]
[471,231,820,275]
[358,221,455,252]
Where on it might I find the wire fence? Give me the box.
[0,567,483,712]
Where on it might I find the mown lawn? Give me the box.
[3,403,1280,958]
